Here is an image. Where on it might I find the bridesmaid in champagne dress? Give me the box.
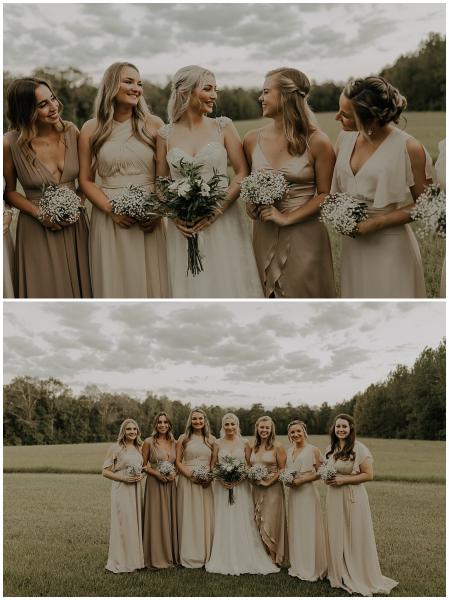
[285,421,326,581]
[3,78,91,298]
[244,67,336,298]
[176,409,215,568]
[333,76,432,298]
[79,62,169,298]
[249,416,288,567]
[157,65,263,298]
[142,412,179,569]
[324,414,398,596]
[3,201,15,298]
[102,419,145,573]
[435,139,445,297]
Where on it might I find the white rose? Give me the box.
[199,182,210,197]
[177,181,192,198]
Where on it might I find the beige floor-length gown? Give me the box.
[251,136,336,298]
[142,439,179,569]
[250,447,288,566]
[177,436,214,567]
[332,128,431,298]
[3,205,15,298]
[5,125,91,298]
[286,444,326,581]
[325,440,398,595]
[103,443,145,573]
[435,139,445,297]
[90,118,169,298]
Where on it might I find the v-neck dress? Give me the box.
[331,128,430,298]
[6,124,92,298]
[251,139,336,298]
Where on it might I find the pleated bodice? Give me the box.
[183,436,213,467]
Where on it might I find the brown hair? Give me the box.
[326,413,356,461]
[253,415,276,452]
[150,411,175,443]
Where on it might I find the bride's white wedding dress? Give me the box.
[205,439,279,575]
[159,118,263,298]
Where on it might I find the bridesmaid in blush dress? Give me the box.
[249,416,288,567]
[333,76,432,298]
[102,419,145,573]
[142,412,179,569]
[3,78,91,298]
[79,62,169,298]
[323,414,398,596]
[176,408,215,568]
[243,67,336,298]
[285,420,326,582]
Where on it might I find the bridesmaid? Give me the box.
[176,408,215,568]
[333,75,432,298]
[142,412,179,569]
[249,416,288,567]
[3,77,91,298]
[285,420,326,581]
[102,418,145,573]
[3,200,15,298]
[435,139,445,297]
[243,67,336,298]
[324,414,398,595]
[79,62,169,298]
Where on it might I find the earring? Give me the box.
[367,128,373,136]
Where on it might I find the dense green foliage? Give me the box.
[3,341,445,446]
[3,34,445,130]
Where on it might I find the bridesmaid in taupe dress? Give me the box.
[142,412,179,569]
[249,416,288,567]
[3,78,91,298]
[244,67,336,298]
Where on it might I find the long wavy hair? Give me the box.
[149,411,175,443]
[116,418,143,449]
[266,67,318,156]
[182,407,214,450]
[287,419,308,443]
[253,415,276,452]
[6,77,66,152]
[343,76,407,135]
[326,413,356,461]
[90,62,155,170]
[167,65,215,123]
[219,412,243,439]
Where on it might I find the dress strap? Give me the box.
[216,116,232,135]
[158,123,172,150]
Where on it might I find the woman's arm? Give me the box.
[142,439,167,481]
[175,435,194,480]
[139,115,165,233]
[260,131,336,226]
[102,466,143,483]
[261,443,287,487]
[78,120,134,229]
[327,457,374,486]
[243,130,261,220]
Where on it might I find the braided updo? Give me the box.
[343,76,407,131]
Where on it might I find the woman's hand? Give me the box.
[355,218,377,236]
[289,476,304,488]
[259,205,289,226]
[123,473,144,483]
[174,219,196,238]
[38,214,62,231]
[111,212,135,229]
[166,472,177,482]
[139,216,161,233]
[192,206,223,233]
[156,472,168,483]
[246,201,260,221]
[326,475,347,486]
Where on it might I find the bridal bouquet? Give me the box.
[156,158,228,276]
[410,183,446,239]
[317,461,337,481]
[111,184,164,222]
[157,461,176,477]
[240,169,288,208]
[247,464,269,482]
[39,184,81,224]
[212,455,246,505]
[320,192,368,237]
[126,464,142,477]
[191,464,212,483]
[279,469,297,485]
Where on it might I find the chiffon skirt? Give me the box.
[3,230,15,297]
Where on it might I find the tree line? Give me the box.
[3,33,444,132]
[3,340,445,446]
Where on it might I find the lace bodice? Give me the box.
[216,438,246,462]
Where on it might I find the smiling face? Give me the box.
[335,93,357,131]
[156,415,170,436]
[124,422,139,442]
[259,75,281,118]
[114,66,142,108]
[190,74,217,115]
[257,419,272,439]
[34,84,60,126]
[191,411,205,431]
[289,423,306,445]
[223,418,237,437]
[334,418,351,441]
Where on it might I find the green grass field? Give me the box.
[3,439,445,596]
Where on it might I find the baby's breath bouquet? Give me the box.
[39,184,81,224]
[247,464,269,482]
[191,464,212,483]
[317,461,337,481]
[111,184,164,222]
[126,464,142,477]
[240,169,288,208]
[157,460,176,477]
[279,468,297,485]
[212,455,246,505]
[410,183,446,239]
[156,158,228,276]
[320,192,368,237]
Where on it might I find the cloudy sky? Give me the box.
[3,3,445,87]
[3,301,445,409]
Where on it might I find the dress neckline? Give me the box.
[31,128,69,185]
[255,141,300,171]
[167,141,225,160]
[348,128,396,177]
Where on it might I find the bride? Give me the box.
[156,65,263,298]
[205,413,279,575]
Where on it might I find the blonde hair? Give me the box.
[182,408,214,450]
[90,62,155,170]
[219,412,242,438]
[266,67,318,156]
[116,418,143,449]
[287,420,308,443]
[167,65,215,123]
[254,415,276,452]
